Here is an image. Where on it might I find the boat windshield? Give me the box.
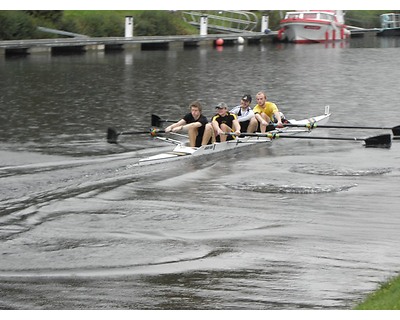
[319,13,334,21]
[303,13,318,19]
[286,13,301,19]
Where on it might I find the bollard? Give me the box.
[125,16,134,37]
[200,15,208,36]
[261,15,269,33]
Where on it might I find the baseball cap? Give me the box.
[241,94,252,103]
[215,102,228,109]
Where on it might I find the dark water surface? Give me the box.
[1,35,400,309]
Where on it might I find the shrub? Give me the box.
[0,11,36,40]
[135,11,191,36]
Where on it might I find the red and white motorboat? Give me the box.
[278,10,351,43]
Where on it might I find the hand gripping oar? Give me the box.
[235,132,392,148]
[283,123,400,138]
[151,114,179,127]
[107,127,165,144]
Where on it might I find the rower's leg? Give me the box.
[220,124,232,142]
[247,117,258,133]
[201,123,213,145]
[188,126,199,147]
[260,113,272,133]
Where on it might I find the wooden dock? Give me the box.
[0,32,277,56]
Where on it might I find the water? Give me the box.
[1,35,400,309]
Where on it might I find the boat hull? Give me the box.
[280,21,350,43]
[377,28,400,36]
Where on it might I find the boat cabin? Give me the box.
[380,13,400,29]
[283,11,338,23]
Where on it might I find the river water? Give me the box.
[1,35,400,310]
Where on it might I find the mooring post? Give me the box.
[200,15,208,36]
[261,15,269,33]
[125,16,134,37]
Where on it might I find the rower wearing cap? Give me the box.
[229,94,258,133]
[203,102,241,143]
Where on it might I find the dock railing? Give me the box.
[182,11,258,33]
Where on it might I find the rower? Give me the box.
[253,91,284,132]
[229,94,258,133]
[203,102,241,143]
[164,101,209,148]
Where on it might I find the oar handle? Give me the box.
[120,130,153,135]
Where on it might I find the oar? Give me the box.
[234,132,392,148]
[151,114,178,127]
[107,127,165,144]
[283,123,400,137]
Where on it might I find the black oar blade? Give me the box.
[107,127,119,144]
[364,134,391,148]
[392,125,400,139]
[151,114,162,127]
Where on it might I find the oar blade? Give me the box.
[364,134,391,148]
[107,127,119,144]
[151,114,162,127]
[392,125,400,139]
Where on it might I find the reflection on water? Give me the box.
[351,34,400,48]
[1,35,400,310]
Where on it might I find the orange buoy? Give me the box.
[215,38,224,46]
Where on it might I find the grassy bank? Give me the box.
[355,274,400,309]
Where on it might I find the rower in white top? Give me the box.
[229,94,258,133]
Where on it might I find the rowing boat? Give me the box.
[107,105,395,163]
[138,106,332,164]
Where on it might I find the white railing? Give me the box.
[182,11,258,33]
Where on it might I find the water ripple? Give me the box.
[290,164,392,176]
[229,183,356,194]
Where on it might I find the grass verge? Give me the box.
[355,274,400,309]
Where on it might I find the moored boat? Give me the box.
[278,10,350,43]
[377,13,400,36]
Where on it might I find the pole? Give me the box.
[200,15,208,36]
[125,16,134,38]
[261,15,269,33]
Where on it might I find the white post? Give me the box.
[200,15,208,36]
[125,16,134,37]
[261,15,269,32]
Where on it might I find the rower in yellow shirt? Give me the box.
[253,91,284,132]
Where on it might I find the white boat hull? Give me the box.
[281,22,350,43]
[139,107,331,164]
